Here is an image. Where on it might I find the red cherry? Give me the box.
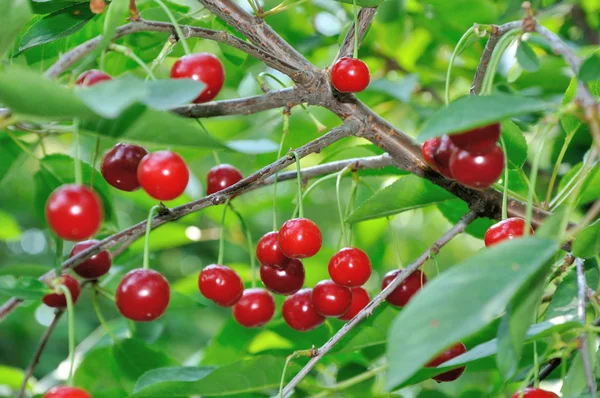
[331,57,370,93]
[170,53,225,103]
[450,145,505,189]
[75,70,112,87]
[278,218,322,259]
[42,275,81,308]
[71,240,112,279]
[45,184,104,241]
[339,286,370,321]
[282,288,325,331]
[260,258,304,296]
[484,217,534,247]
[421,136,457,179]
[137,150,189,201]
[382,269,427,307]
[512,388,559,398]
[311,280,352,318]
[101,143,148,192]
[232,288,275,328]
[43,386,92,398]
[256,231,289,267]
[116,269,170,322]
[328,247,372,287]
[449,123,501,155]
[198,264,243,307]
[422,138,440,170]
[206,164,243,196]
[425,342,467,382]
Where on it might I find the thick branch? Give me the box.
[334,8,377,62]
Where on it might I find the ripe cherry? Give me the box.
[484,217,534,247]
[137,150,189,201]
[206,164,243,196]
[198,264,243,307]
[260,258,304,296]
[101,143,148,192]
[339,286,370,321]
[45,184,104,241]
[116,269,170,322]
[232,288,275,328]
[170,53,225,103]
[331,57,370,93]
[328,247,372,287]
[311,280,352,318]
[256,231,289,267]
[70,240,112,279]
[425,342,467,382]
[449,123,501,155]
[43,386,92,398]
[42,275,81,308]
[382,269,427,307]
[282,288,325,331]
[278,218,322,259]
[75,70,112,87]
[449,145,505,189]
[511,388,559,398]
[422,135,456,179]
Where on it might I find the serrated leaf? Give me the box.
[579,52,600,83]
[572,220,600,259]
[516,41,540,72]
[0,0,32,57]
[502,121,528,169]
[0,276,52,299]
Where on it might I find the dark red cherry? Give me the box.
[260,258,304,296]
[328,247,371,287]
[232,288,275,328]
[331,57,370,93]
[45,184,104,241]
[382,269,427,307]
[116,268,170,322]
[42,275,81,308]
[137,150,189,201]
[425,342,467,382]
[512,388,559,398]
[422,138,440,170]
[421,136,457,179]
[278,218,322,259]
[339,286,370,321]
[484,217,534,247]
[449,123,501,154]
[256,231,288,267]
[101,143,148,192]
[198,264,243,307]
[75,70,112,87]
[44,386,92,398]
[449,145,505,189]
[311,280,352,318]
[206,164,243,196]
[71,240,112,279]
[170,53,225,103]
[282,288,325,331]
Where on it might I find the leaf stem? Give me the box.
[54,239,64,277]
[445,25,477,105]
[152,0,191,55]
[57,285,75,386]
[292,173,339,218]
[544,132,574,209]
[279,349,316,398]
[107,43,156,80]
[218,199,231,265]
[147,35,178,80]
[92,287,119,344]
[143,205,160,270]
[292,151,303,218]
[481,29,521,95]
[73,119,82,186]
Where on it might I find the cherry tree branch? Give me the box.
[334,8,377,62]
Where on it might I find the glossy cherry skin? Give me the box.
[232,288,275,328]
[311,280,352,318]
[278,218,322,259]
[116,269,170,322]
[449,145,505,189]
[484,217,534,247]
[422,136,456,179]
[511,388,559,398]
[75,70,112,87]
[382,269,427,307]
[44,386,92,398]
[170,53,225,103]
[137,150,189,201]
[331,57,370,93]
[206,164,243,196]
[449,123,501,155]
[328,247,372,287]
[282,288,325,331]
[198,264,244,307]
[260,258,304,296]
[42,275,81,308]
[45,184,104,241]
[256,231,289,267]
[101,143,148,191]
[71,240,112,279]
[339,286,370,321]
[426,342,467,382]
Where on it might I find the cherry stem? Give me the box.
[107,44,156,80]
[279,349,315,398]
[73,119,82,186]
[57,284,75,386]
[292,173,339,219]
[143,205,160,270]
[147,35,178,81]
[500,138,509,220]
[273,112,289,230]
[544,131,575,209]
[344,173,358,245]
[92,287,119,344]
[153,0,191,55]
[54,238,64,277]
[336,165,353,248]
[229,203,256,288]
[90,137,101,186]
[352,0,359,59]
[217,198,231,265]
[387,217,403,268]
[445,25,477,105]
[525,123,553,236]
[95,285,116,302]
[292,151,304,218]
[480,29,521,95]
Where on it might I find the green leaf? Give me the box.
[0,365,32,391]
[501,121,528,169]
[74,346,123,394]
[367,75,419,103]
[0,135,23,185]
[516,41,540,72]
[561,77,581,137]
[0,0,32,57]
[29,0,83,14]
[545,266,598,321]
[212,18,248,66]
[168,291,206,310]
[0,276,52,299]
[572,220,600,259]
[436,200,494,239]
[332,306,399,354]
[0,264,52,277]
[385,237,558,390]
[201,318,262,366]
[225,139,279,154]
[579,52,600,83]
[561,352,589,397]
[0,210,22,241]
[334,0,385,7]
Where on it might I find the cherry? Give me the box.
[75,70,112,87]
[449,123,501,155]
[43,386,92,398]
[339,286,370,321]
[170,53,225,103]
[328,247,372,287]
[311,280,352,318]
[278,218,322,259]
[101,143,148,192]
[45,184,104,241]
[382,269,427,307]
[232,288,275,328]
[422,135,457,179]
[70,240,112,279]
[449,145,505,189]
[256,231,289,267]
[260,258,304,296]
[331,57,370,93]
[116,269,170,322]
[282,288,325,331]
[206,164,243,196]
[137,150,189,201]
[484,217,534,247]
[42,275,81,308]
[511,388,559,398]
[425,342,467,382]
[198,264,243,307]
